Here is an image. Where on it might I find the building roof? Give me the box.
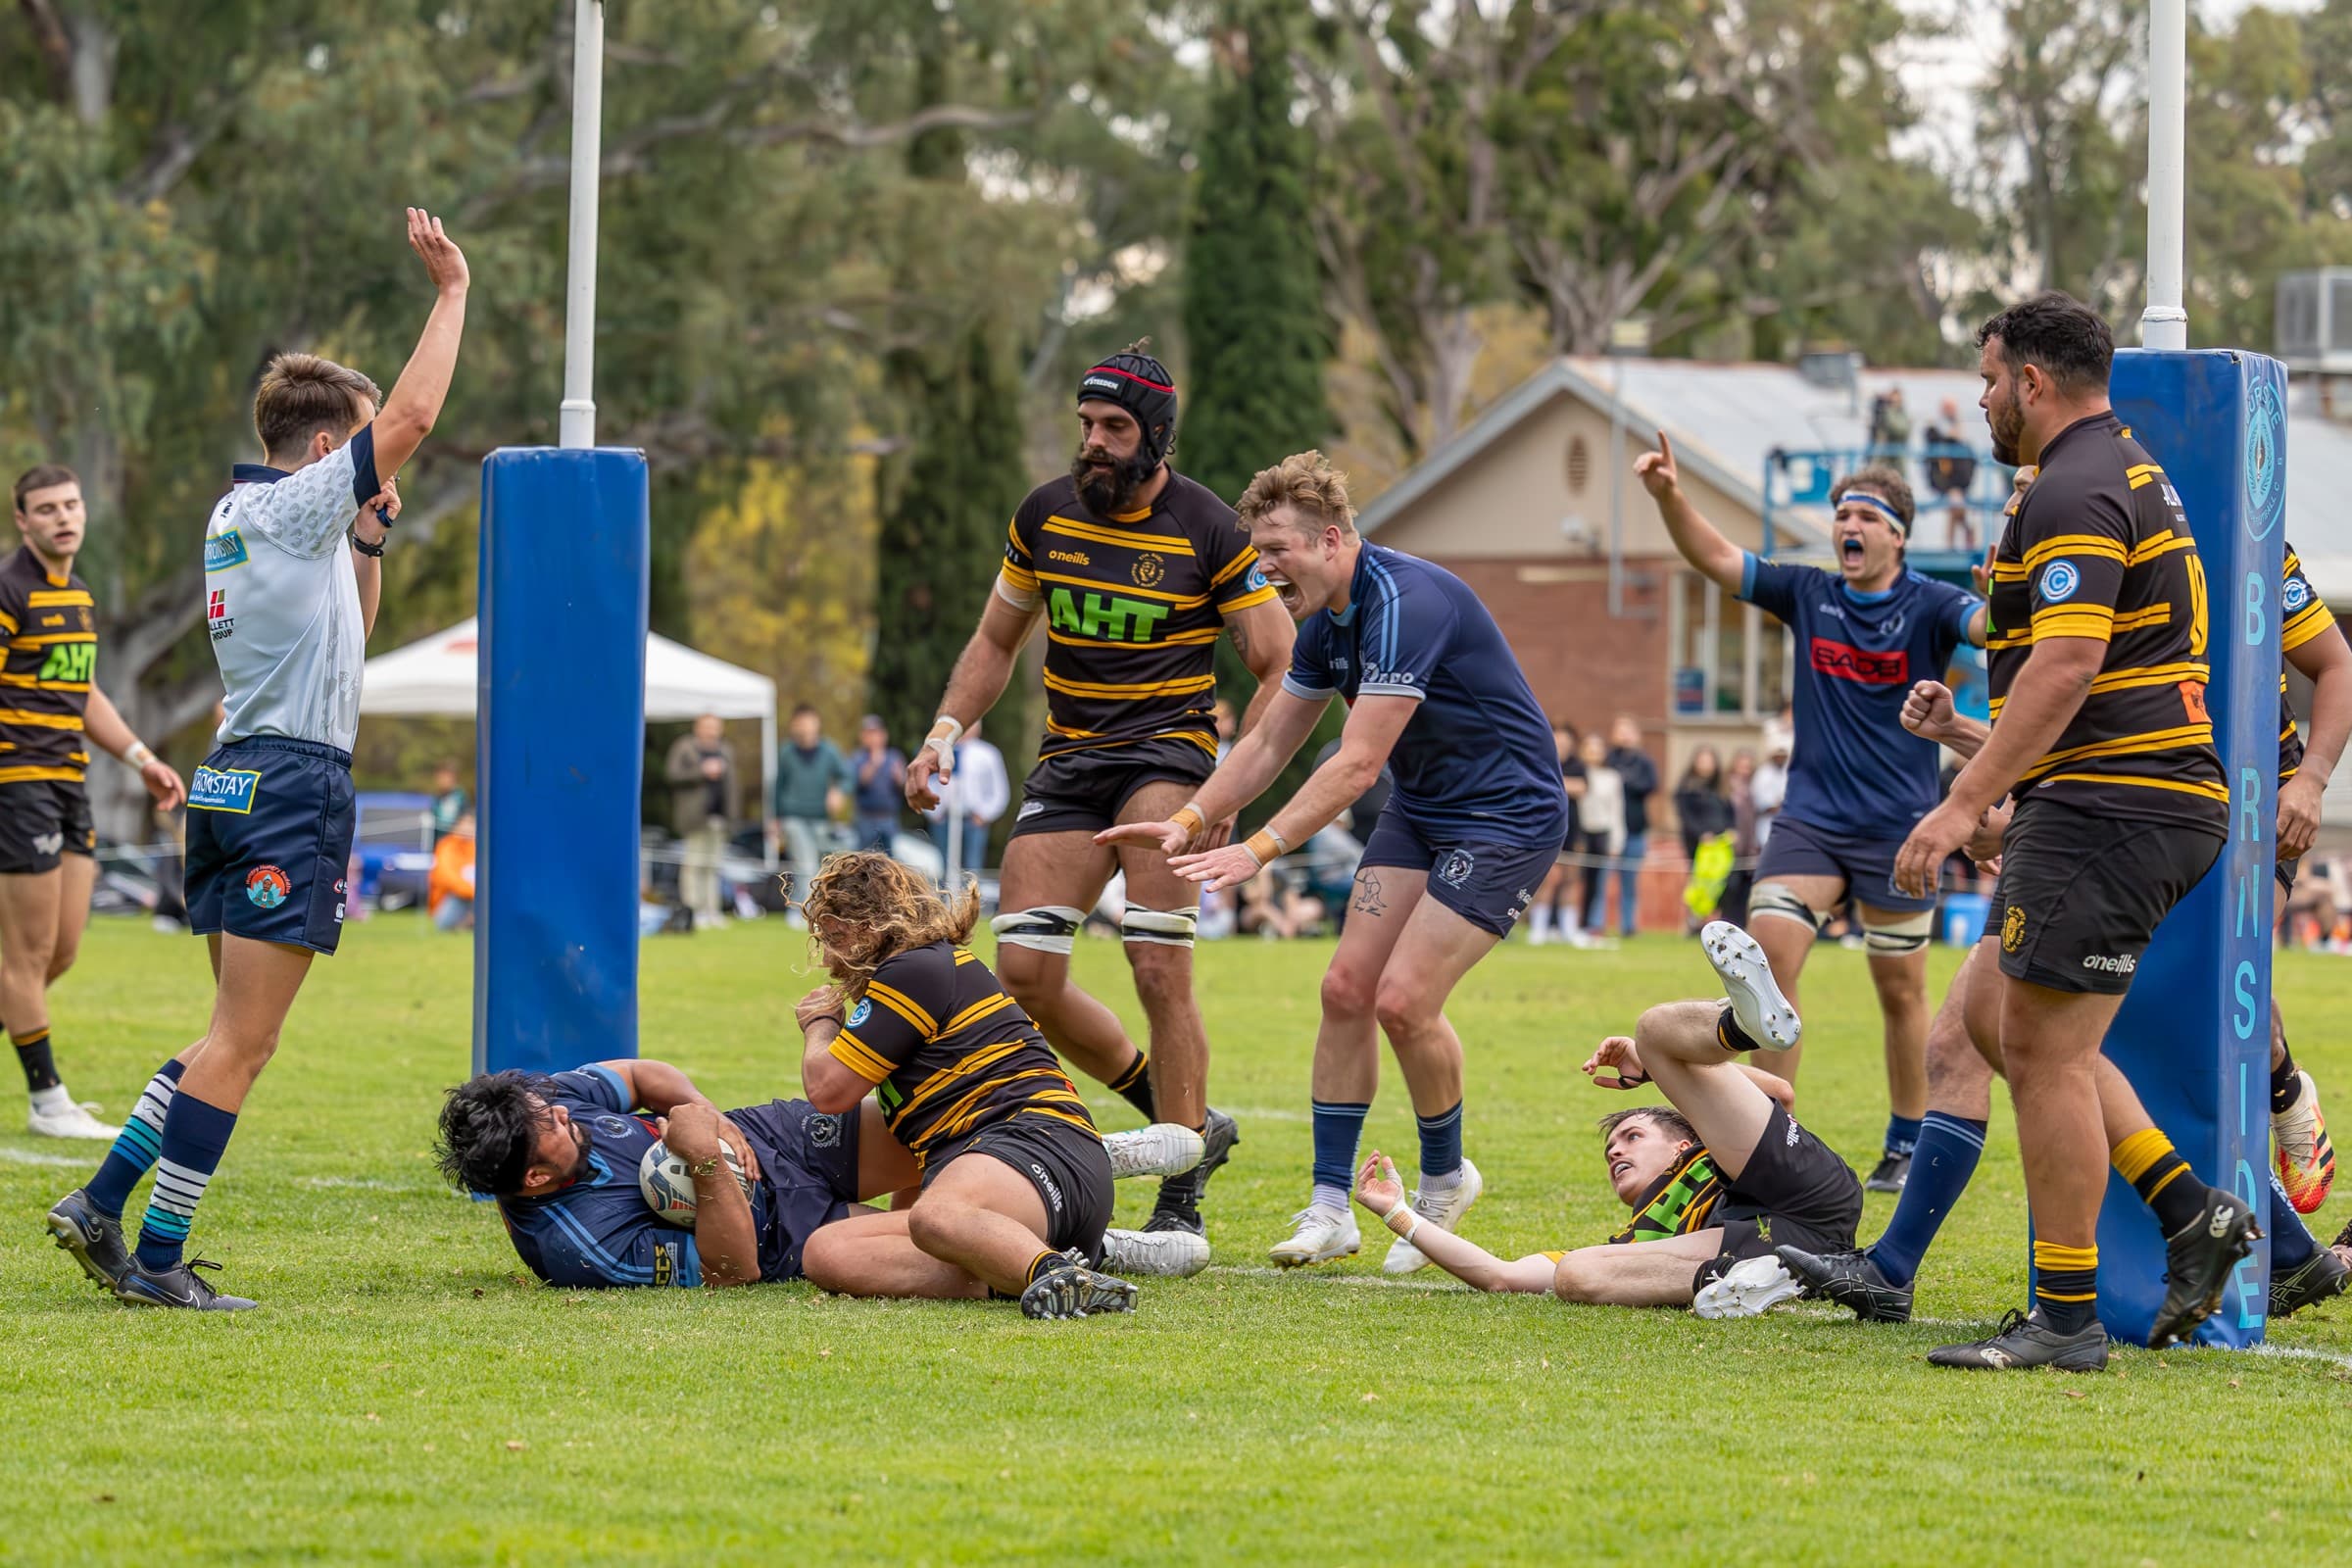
[1360,356,2352,586]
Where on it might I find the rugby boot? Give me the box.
[45,1188,131,1290]
[1101,1226,1211,1279]
[1268,1204,1359,1268]
[1019,1249,1138,1319]
[1864,1152,1911,1194]
[2272,1247,2350,1320]
[2274,1069,2335,1215]
[1776,1245,1914,1324]
[1928,1308,2108,1372]
[1700,921,1800,1050]
[2149,1186,2260,1348]
[114,1257,257,1311]
[1103,1123,1204,1182]
[1381,1157,1483,1276]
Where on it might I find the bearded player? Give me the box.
[1105,452,1568,1273]
[905,343,1293,1244]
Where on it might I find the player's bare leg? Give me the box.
[1369,894,1501,1275]
[801,1209,987,1298]
[1928,978,2120,1370]
[1622,999,1777,1174]
[1271,864,1424,1268]
[992,829,1133,1085]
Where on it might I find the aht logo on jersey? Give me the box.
[1808,637,1907,685]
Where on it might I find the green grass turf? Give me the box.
[6,916,2352,1565]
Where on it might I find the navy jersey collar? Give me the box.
[232,463,291,485]
[1332,543,1378,627]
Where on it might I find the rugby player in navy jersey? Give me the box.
[435,1060,888,1290]
[1637,434,1986,1192]
[1103,452,1569,1274]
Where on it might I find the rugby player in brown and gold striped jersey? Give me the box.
[905,344,1293,1245]
[1,466,184,1143]
[1894,292,2247,1370]
[793,853,1138,1318]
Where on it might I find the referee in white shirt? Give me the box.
[47,210,471,1311]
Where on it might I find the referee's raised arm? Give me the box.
[369,209,471,480]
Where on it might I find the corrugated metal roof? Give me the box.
[1361,355,2352,582]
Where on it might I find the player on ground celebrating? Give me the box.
[2,466,185,1139]
[46,209,468,1310]
[1890,292,2241,1371]
[1103,452,1569,1273]
[905,343,1292,1243]
[1637,438,1984,1191]
[1350,922,1857,1315]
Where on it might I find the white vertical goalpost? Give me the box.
[2141,0,2187,350]
[561,0,604,450]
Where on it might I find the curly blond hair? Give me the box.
[1236,449,1356,536]
[801,851,980,1003]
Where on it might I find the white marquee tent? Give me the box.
[360,617,778,819]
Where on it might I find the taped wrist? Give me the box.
[1171,802,1206,839]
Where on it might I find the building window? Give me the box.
[1669,568,1789,720]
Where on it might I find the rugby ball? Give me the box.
[638,1137,751,1227]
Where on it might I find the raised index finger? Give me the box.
[1656,430,1674,465]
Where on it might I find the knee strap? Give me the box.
[1864,906,1935,957]
[1748,881,1822,935]
[1121,906,1199,949]
[991,906,1087,955]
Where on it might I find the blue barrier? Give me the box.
[473,447,650,1076]
[2054,350,2284,1348]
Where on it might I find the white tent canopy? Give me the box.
[360,617,778,829]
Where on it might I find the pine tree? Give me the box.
[1182,0,1329,507]
[870,45,1030,803]
[1181,0,1333,761]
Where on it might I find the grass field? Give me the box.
[7,915,2352,1565]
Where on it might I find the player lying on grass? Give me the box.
[793,852,1182,1318]
[1349,922,1859,1317]
[435,1059,1204,1294]
[437,1060,898,1289]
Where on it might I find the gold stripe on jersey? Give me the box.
[2131,533,2194,566]
[2032,605,2115,640]
[1001,561,1040,593]
[0,674,89,692]
[898,1035,1035,1124]
[2087,661,2209,695]
[1216,581,1280,613]
[2023,534,2129,570]
[0,763,84,784]
[2019,722,2214,780]
[939,991,1020,1038]
[25,589,91,609]
[1043,516,1197,555]
[8,632,94,649]
[1209,551,1258,588]
[2107,604,2174,635]
[1043,669,1218,702]
[2036,771,2229,803]
[1047,624,1222,651]
[1032,570,1210,610]
[0,709,83,729]
[866,980,937,1036]
[828,1030,895,1083]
